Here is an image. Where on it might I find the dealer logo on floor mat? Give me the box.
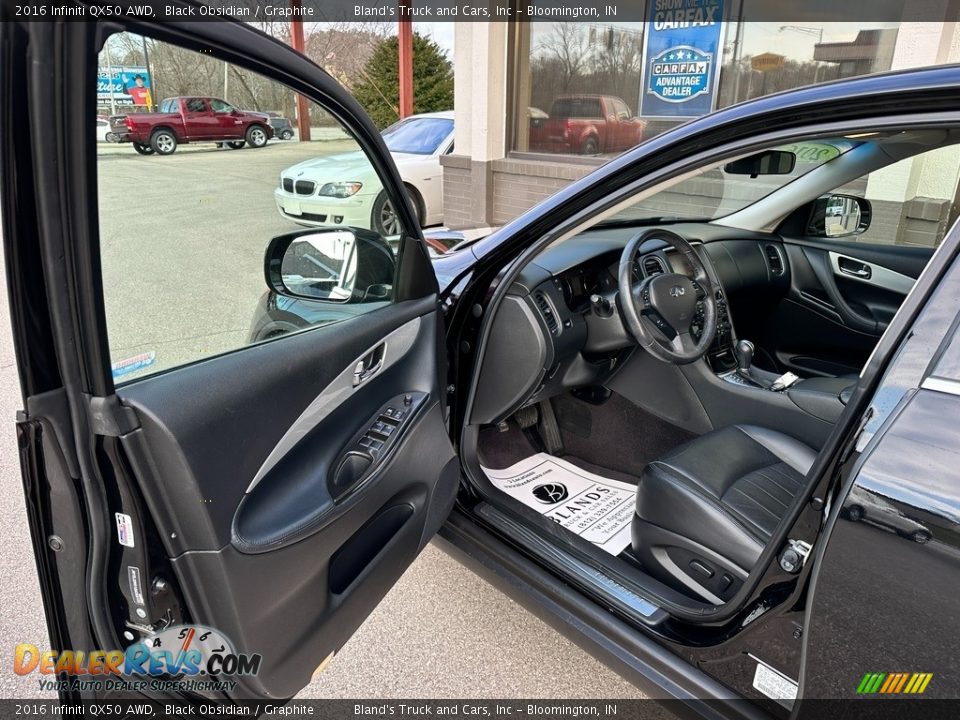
[532,483,569,504]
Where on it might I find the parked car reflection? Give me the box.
[843,485,933,544]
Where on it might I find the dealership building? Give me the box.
[441,3,960,248]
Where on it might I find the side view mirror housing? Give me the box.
[264,227,395,302]
[807,194,872,238]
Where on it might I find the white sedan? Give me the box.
[274,111,453,236]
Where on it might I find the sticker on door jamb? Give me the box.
[751,656,798,708]
[115,512,135,548]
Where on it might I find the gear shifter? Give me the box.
[735,339,755,379]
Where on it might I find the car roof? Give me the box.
[402,111,454,120]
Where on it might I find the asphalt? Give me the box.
[0,142,641,699]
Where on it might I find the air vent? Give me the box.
[764,244,785,276]
[533,292,560,336]
[642,254,667,277]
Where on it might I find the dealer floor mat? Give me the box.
[481,453,637,556]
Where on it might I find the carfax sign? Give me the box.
[640,0,725,119]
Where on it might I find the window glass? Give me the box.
[608,138,860,222]
[596,132,960,251]
[828,145,960,248]
[209,99,235,113]
[511,3,919,157]
[612,99,630,120]
[383,117,453,154]
[97,33,408,383]
[185,98,207,113]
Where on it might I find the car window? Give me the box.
[185,98,207,113]
[607,138,862,223]
[159,98,174,113]
[209,99,234,113]
[613,99,631,120]
[382,117,453,155]
[825,145,960,247]
[550,98,601,118]
[96,33,410,383]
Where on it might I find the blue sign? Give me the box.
[97,66,152,106]
[640,0,725,118]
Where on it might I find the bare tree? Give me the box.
[537,23,591,92]
[588,27,643,110]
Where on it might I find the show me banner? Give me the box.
[640,0,725,119]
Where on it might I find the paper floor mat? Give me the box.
[482,453,637,556]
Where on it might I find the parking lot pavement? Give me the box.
[0,141,642,698]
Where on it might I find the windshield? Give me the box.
[382,117,453,155]
[606,138,861,224]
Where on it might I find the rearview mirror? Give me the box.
[807,194,872,238]
[724,150,796,177]
[264,228,395,302]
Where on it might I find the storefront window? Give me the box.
[511,1,912,159]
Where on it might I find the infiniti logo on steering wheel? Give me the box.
[670,285,686,297]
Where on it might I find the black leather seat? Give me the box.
[632,425,816,603]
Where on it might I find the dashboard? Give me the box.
[469,222,792,425]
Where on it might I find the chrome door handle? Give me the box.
[352,344,385,386]
[837,256,872,280]
[841,265,871,278]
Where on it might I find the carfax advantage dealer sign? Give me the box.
[640,0,725,119]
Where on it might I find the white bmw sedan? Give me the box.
[274,111,454,235]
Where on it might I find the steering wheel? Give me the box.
[617,228,717,364]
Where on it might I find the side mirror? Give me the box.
[724,150,796,177]
[807,194,872,238]
[264,228,395,302]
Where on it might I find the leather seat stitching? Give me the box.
[749,468,793,498]
[646,461,769,544]
[736,474,790,509]
[766,464,805,489]
[727,486,782,522]
[735,426,814,475]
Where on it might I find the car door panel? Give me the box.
[116,298,457,698]
[3,15,457,703]
[769,238,934,376]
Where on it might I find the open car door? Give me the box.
[2,13,458,700]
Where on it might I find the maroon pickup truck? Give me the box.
[528,95,646,155]
[110,96,274,155]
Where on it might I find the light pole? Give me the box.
[398,0,413,119]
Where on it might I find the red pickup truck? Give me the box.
[110,96,274,155]
[528,95,646,155]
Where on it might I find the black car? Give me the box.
[253,111,295,141]
[4,13,960,718]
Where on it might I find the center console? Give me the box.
[693,288,737,373]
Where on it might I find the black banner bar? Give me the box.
[5,0,960,23]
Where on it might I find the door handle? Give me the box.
[353,343,385,386]
[837,257,872,280]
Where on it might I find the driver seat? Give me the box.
[631,425,816,604]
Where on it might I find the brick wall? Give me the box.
[441,155,952,248]
[490,158,593,225]
[439,154,474,229]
